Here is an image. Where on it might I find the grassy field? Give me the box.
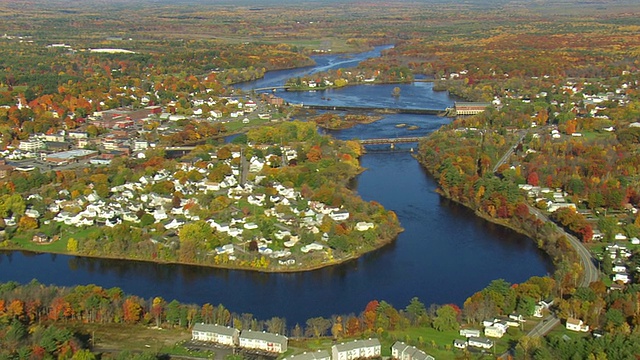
[71,323,192,355]
[7,225,104,253]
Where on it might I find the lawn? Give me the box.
[7,225,104,254]
[388,325,529,359]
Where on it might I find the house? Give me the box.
[191,323,239,346]
[566,318,589,332]
[453,339,467,349]
[332,338,381,360]
[329,211,350,221]
[612,265,627,273]
[391,341,434,360]
[459,329,481,338]
[239,330,287,353]
[467,337,493,349]
[355,222,374,231]
[614,233,628,241]
[538,298,554,309]
[484,325,506,338]
[32,233,50,243]
[283,350,331,360]
[613,273,630,284]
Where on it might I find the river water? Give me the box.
[0,46,552,326]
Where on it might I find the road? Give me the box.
[491,128,600,344]
[526,205,600,287]
[522,199,599,339]
[492,130,527,173]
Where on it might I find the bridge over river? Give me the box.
[304,104,449,115]
[358,136,425,145]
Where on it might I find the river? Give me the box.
[0,46,553,326]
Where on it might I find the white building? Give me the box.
[566,318,589,332]
[468,336,493,349]
[239,330,287,353]
[18,139,45,152]
[332,338,381,360]
[391,341,434,360]
[191,323,239,346]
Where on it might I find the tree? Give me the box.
[67,237,78,253]
[122,297,143,324]
[71,350,97,360]
[432,305,460,331]
[331,316,344,339]
[517,335,540,360]
[527,171,539,186]
[151,297,165,327]
[405,297,427,325]
[305,317,331,338]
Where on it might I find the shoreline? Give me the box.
[414,155,560,271]
[0,225,403,274]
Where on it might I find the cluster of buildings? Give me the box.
[20,143,374,266]
[192,324,435,360]
[518,185,576,214]
[452,313,526,351]
[1,86,285,177]
[192,324,287,353]
[606,243,636,285]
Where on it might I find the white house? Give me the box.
[329,211,350,221]
[468,337,493,349]
[613,273,630,284]
[485,325,506,338]
[332,338,381,360]
[301,243,324,253]
[391,341,434,360]
[239,330,287,353]
[355,222,374,231]
[453,339,468,349]
[192,323,239,346]
[459,329,481,338]
[566,318,589,332]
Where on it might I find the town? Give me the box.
[2,0,640,359]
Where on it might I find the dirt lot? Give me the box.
[71,323,191,354]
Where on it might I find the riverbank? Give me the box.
[0,227,402,274]
[414,140,571,272]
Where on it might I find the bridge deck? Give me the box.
[358,137,425,145]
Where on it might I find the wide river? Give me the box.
[0,46,552,326]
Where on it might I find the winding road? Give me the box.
[494,130,600,340]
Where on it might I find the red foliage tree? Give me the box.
[363,300,379,330]
[527,171,539,186]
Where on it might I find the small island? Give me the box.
[311,113,383,130]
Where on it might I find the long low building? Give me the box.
[332,338,381,360]
[45,149,98,164]
[191,323,239,346]
[239,329,288,353]
[191,324,287,353]
[454,102,492,115]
